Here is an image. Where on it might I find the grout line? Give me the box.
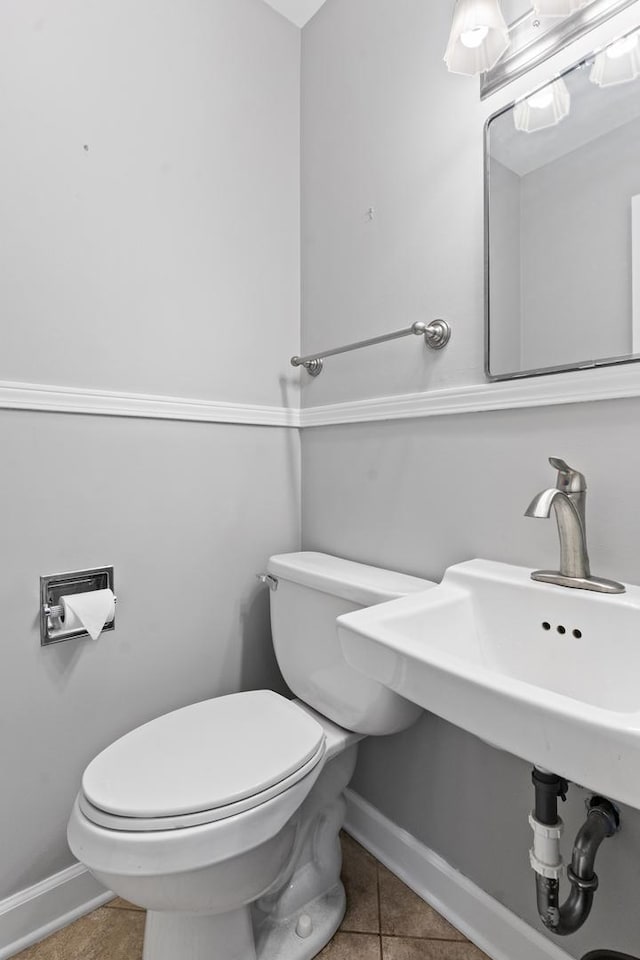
[381,933,470,942]
[372,840,469,948]
[340,927,383,936]
[338,930,467,942]
[376,860,383,959]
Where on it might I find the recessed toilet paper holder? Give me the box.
[40,566,116,646]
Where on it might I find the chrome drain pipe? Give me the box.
[530,769,620,937]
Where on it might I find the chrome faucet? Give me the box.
[525,458,625,594]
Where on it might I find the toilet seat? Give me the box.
[80,690,326,832]
[79,741,325,830]
[69,761,325,878]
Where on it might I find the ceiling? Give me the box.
[260,0,329,27]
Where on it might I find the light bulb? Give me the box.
[606,33,639,60]
[527,88,554,109]
[460,24,490,48]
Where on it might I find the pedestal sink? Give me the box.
[337,559,640,809]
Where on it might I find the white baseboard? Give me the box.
[0,863,112,960]
[344,788,572,960]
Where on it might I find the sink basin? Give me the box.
[337,559,640,809]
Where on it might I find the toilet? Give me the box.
[68,552,433,960]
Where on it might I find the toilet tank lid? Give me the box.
[267,552,434,606]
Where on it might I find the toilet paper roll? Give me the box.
[61,589,116,640]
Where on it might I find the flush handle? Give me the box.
[256,573,278,591]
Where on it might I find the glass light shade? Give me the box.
[444,0,509,76]
[513,77,571,132]
[590,31,640,86]
[533,0,589,15]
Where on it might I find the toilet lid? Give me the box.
[82,691,325,820]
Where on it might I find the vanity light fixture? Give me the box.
[444,0,509,75]
[513,76,571,131]
[445,0,600,77]
[590,30,640,86]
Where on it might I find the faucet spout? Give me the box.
[525,488,590,580]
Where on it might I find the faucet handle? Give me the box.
[549,457,586,493]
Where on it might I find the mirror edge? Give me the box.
[484,29,640,382]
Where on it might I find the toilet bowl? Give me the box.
[68,553,434,960]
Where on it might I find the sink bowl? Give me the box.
[337,559,640,809]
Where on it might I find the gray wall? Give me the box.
[302,404,640,958]
[0,0,300,902]
[301,0,640,956]
[2,413,299,901]
[0,0,300,406]
[301,0,484,407]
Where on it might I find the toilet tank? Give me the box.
[266,552,435,736]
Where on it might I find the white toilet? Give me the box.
[68,552,432,960]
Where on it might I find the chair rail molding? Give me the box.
[0,379,299,427]
[2,361,640,427]
[299,361,640,426]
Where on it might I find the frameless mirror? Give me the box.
[486,25,640,380]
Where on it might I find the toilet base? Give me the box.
[139,744,357,960]
[254,881,345,960]
[143,907,257,960]
[141,882,346,960]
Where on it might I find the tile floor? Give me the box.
[14,834,490,960]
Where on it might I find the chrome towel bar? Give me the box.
[290,320,451,377]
